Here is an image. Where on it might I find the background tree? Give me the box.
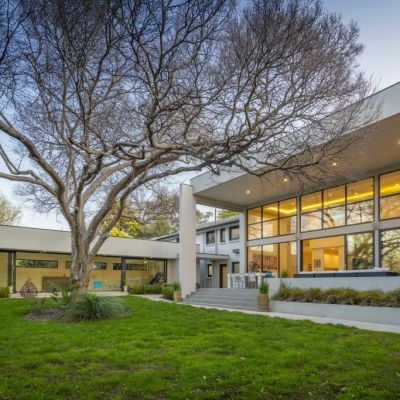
[0,0,374,291]
[0,193,21,225]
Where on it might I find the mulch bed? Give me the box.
[24,307,61,321]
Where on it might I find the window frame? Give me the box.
[220,228,226,243]
[16,259,58,269]
[207,263,213,277]
[300,230,375,272]
[229,225,240,241]
[231,262,240,274]
[205,230,216,245]
[379,169,400,221]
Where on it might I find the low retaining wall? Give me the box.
[266,277,400,296]
[270,300,400,326]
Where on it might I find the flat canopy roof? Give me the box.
[191,82,400,210]
[0,225,179,259]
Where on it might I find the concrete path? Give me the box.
[135,295,400,334]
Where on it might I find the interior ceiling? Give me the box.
[194,113,400,210]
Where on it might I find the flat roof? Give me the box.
[0,225,179,259]
[191,82,400,209]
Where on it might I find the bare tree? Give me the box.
[0,0,375,291]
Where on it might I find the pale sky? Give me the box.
[1,0,399,230]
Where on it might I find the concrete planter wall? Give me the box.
[270,300,400,326]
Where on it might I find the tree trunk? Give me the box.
[69,239,93,293]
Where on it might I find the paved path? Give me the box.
[135,295,400,334]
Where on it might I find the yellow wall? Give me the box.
[15,252,122,292]
[0,252,8,287]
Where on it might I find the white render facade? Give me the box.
[158,215,241,290]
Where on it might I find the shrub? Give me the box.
[29,298,48,315]
[259,280,269,294]
[129,284,162,295]
[50,282,79,305]
[273,286,400,307]
[161,285,174,300]
[58,294,130,322]
[0,287,9,298]
[280,270,289,278]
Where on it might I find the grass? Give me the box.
[0,297,399,399]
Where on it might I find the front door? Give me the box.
[220,264,228,288]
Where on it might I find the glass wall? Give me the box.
[380,170,400,220]
[347,232,374,270]
[0,251,9,287]
[248,242,295,277]
[301,178,374,232]
[302,233,374,272]
[248,198,297,240]
[279,242,297,277]
[381,229,400,272]
[124,258,166,287]
[302,236,345,272]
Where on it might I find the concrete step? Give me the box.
[183,300,260,312]
[183,288,259,311]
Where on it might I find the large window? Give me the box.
[16,259,58,269]
[206,231,215,245]
[381,229,400,272]
[301,178,374,232]
[302,233,374,272]
[380,170,400,220]
[302,236,345,271]
[346,178,374,225]
[220,228,226,243]
[279,241,297,277]
[247,244,288,277]
[248,198,296,240]
[347,233,374,270]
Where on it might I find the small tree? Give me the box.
[0,0,375,291]
[0,193,21,225]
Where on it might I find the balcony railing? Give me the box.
[227,273,269,289]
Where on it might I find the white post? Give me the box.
[239,211,246,273]
[179,184,197,298]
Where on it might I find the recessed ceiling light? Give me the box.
[398,139,400,145]
[396,183,400,186]
[245,189,251,194]
[283,178,288,182]
[332,162,337,166]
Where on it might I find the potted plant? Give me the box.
[172,282,182,302]
[257,280,269,311]
[280,270,289,279]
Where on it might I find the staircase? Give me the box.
[183,288,259,312]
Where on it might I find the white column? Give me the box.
[239,211,247,272]
[178,184,197,297]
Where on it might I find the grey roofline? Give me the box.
[156,216,240,240]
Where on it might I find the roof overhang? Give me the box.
[191,82,400,209]
[196,253,230,260]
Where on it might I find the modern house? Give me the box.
[1,82,400,300]
[176,81,400,297]
[158,216,240,288]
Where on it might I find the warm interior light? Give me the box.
[245,190,251,194]
[332,162,337,166]
[283,178,288,182]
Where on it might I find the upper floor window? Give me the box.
[220,228,226,243]
[248,198,296,240]
[380,170,400,220]
[229,226,240,241]
[206,231,215,245]
[17,259,58,269]
[301,178,374,232]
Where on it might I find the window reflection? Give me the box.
[381,229,400,272]
[347,233,373,270]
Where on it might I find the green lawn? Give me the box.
[0,297,399,400]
